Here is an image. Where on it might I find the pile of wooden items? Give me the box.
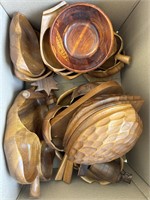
[4,2,144,198]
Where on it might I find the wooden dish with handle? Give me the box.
[88,33,131,78]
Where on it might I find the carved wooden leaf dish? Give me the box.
[65,103,142,165]
[10,13,46,78]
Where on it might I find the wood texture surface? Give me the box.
[51,81,123,145]
[55,88,143,183]
[4,89,55,198]
[10,13,46,79]
[50,3,114,72]
[40,1,80,79]
[88,33,131,78]
[14,68,51,82]
[42,105,67,151]
[80,159,132,184]
[64,95,143,147]
[65,103,142,165]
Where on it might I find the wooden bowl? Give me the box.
[40,2,81,79]
[50,3,114,73]
[10,13,46,78]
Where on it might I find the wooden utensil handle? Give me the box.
[22,90,46,99]
[55,154,73,183]
[30,175,40,198]
[115,53,131,64]
[55,154,68,181]
[63,159,73,183]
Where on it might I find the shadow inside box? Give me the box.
[19,166,147,200]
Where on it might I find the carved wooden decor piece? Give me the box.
[4,89,55,197]
[4,1,144,199]
[9,13,52,81]
[55,86,143,183]
[50,81,123,146]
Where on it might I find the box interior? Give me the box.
[0,0,149,199]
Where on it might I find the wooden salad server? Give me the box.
[4,89,55,198]
[40,1,81,79]
[80,158,132,185]
[55,100,143,184]
[10,13,47,79]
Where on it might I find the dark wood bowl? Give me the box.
[50,3,114,73]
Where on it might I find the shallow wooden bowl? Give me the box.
[50,3,114,73]
[40,2,81,79]
[10,13,46,78]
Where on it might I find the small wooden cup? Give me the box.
[50,3,114,73]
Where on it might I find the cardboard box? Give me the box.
[0,0,149,199]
